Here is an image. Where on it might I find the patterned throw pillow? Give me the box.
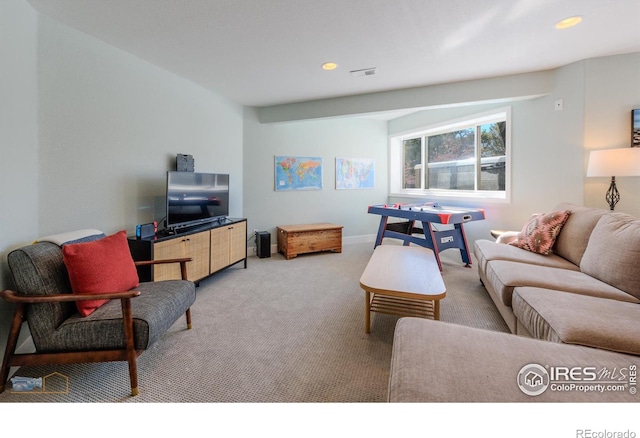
[509,210,571,255]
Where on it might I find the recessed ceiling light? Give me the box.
[555,16,582,29]
[321,62,338,71]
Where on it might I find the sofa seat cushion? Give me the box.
[388,318,639,402]
[551,202,608,266]
[513,287,640,356]
[484,260,639,308]
[580,213,640,300]
[474,239,579,273]
[38,280,196,352]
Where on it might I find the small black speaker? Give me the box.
[256,231,271,258]
[176,154,194,172]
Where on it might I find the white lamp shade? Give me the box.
[587,148,640,177]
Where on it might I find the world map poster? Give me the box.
[335,157,375,189]
[274,156,323,191]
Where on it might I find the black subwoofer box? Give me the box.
[176,154,194,172]
[256,231,271,258]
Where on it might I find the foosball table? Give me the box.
[367,202,485,271]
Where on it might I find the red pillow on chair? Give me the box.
[62,230,139,317]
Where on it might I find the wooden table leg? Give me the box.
[365,291,371,333]
[434,299,440,320]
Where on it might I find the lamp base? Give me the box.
[606,176,620,211]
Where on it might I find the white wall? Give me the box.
[246,55,639,248]
[243,108,388,250]
[0,0,39,358]
[583,53,640,216]
[257,70,553,123]
[385,62,585,244]
[253,64,591,245]
[37,14,244,237]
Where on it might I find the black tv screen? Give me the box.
[166,171,229,229]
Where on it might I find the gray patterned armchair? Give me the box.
[0,239,196,396]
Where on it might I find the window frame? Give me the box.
[389,107,511,203]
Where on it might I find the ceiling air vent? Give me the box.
[350,67,377,77]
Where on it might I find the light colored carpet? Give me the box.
[0,241,508,403]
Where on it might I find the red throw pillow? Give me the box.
[62,230,139,317]
[509,210,571,255]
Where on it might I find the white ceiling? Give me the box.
[26,0,640,108]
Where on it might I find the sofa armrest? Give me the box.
[495,231,519,244]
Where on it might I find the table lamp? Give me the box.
[586,147,640,210]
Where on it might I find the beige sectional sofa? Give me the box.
[388,202,640,402]
[474,202,640,356]
[388,318,639,402]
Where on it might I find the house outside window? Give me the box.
[392,108,510,201]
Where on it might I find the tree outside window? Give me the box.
[403,138,422,189]
[391,109,509,199]
[427,128,475,190]
[479,121,506,191]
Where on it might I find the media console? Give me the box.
[128,218,247,283]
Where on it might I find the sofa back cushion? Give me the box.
[7,242,77,351]
[580,213,640,299]
[552,202,608,265]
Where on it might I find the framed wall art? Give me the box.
[335,157,375,189]
[274,156,323,191]
[632,109,640,147]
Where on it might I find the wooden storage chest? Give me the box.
[277,223,343,260]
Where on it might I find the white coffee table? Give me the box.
[359,245,446,333]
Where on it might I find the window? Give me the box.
[391,108,510,201]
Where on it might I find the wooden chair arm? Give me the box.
[0,289,140,304]
[134,258,192,266]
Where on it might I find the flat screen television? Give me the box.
[166,171,229,231]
